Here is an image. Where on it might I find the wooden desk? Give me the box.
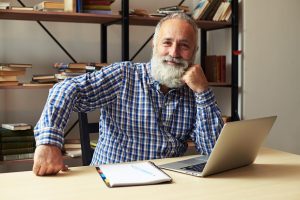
[1,148,300,200]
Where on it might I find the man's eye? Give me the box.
[180,44,190,49]
[163,42,172,46]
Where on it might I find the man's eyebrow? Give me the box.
[161,38,191,43]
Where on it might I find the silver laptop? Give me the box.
[160,116,277,177]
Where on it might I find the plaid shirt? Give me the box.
[34,62,223,165]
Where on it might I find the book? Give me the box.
[2,123,32,131]
[64,143,81,149]
[33,1,64,11]
[0,66,27,71]
[0,2,10,9]
[96,161,172,187]
[192,0,211,20]
[64,0,76,12]
[157,5,189,12]
[11,7,34,11]
[0,128,34,137]
[54,62,107,70]
[65,149,82,157]
[22,83,54,87]
[0,70,25,76]
[1,147,35,155]
[32,74,57,83]
[0,135,34,142]
[213,1,231,21]
[90,139,97,149]
[204,55,226,82]
[0,63,32,68]
[220,2,232,21]
[0,141,36,149]
[0,81,19,86]
[83,5,111,10]
[0,76,17,82]
[0,152,34,161]
[83,0,113,6]
[200,0,223,20]
[63,139,81,157]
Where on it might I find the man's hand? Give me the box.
[33,144,68,176]
[182,64,209,93]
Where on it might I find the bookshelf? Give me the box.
[0,0,239,166]
[0,10,233,89]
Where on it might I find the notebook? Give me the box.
[159,116,277,177]
[96,161,172,187]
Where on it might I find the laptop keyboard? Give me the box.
[181,163,206,172]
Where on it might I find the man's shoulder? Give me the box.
[118,61,149,74]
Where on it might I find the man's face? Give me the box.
[151,19,197,88]
[155,19,196,63]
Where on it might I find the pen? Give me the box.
[131,164,155,176]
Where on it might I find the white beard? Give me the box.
[150,53,189,88]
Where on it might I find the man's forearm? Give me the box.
[192,88,224,154]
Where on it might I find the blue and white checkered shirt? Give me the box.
[34,61,223,165]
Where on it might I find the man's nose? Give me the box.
[169,44,180,58]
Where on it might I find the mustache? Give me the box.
[161,55,189,67]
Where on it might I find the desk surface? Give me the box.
[1,148,300,200]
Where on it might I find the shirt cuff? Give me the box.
[34,127,64,149]
[194,88,216,108]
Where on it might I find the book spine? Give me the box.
[76,0,83,12]
[0,128,34,137]
[1,141,36,149]
[0,153,34,161]
[83,0,112,5]
[1,147,35,155]
[0,135,35,142]
[83,5,111,10]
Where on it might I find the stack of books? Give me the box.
[204,55,226,83]
[0,2,10,10]
[0,63,32,86]
[33,1,64,12]
[31,74,57,85]
[63,139,82,158]
[54,62,107,81]
[154,5,190,16]
[192,0,232,22]
[0,124,35,161]
[82,0,115,15]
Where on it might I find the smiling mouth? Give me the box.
[164,60,185,68]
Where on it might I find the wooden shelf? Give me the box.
[129,15,231,30]
[208,82,232,87]
[0,10,121,24]
[0,84,54,89]
[0,10,231,30]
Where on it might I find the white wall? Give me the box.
[1,0,231,138]
[243,0,300,154]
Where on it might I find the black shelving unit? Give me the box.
[200,0,239,121]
